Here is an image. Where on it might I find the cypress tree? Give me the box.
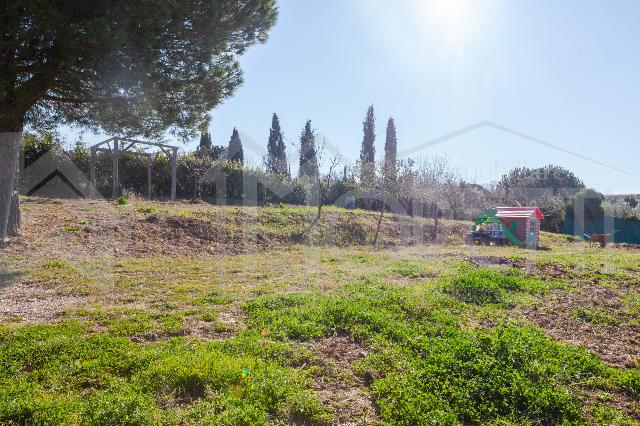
[227,128,244,164]
[298,120,318,179]
[199,131,212,151]
[384,117,398,192]
[359,105,376,186]
[198,131,213,159]
[267,113,287,175]
[276,127,288,176]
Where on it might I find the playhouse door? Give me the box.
[527,219,537,249]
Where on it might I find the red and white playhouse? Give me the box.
[495,207,544,249]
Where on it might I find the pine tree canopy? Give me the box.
[0,0,278,135]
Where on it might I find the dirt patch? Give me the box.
[578,389,640,424]
[465,255,639,368]
[186,305,247,341]
[0,281,84,323]
[466,256,518,268]
[466,255,570,280]
[306,336,380,425]
[521,284,640,368]
[579,388,640,421]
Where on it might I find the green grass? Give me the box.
[115,195,129,206]
[135,204,158,214]
[0,324,328,425]
[387,259,432,278]
[245,278,638,425]
[573,307,620,326]
[4,200,640,424]
[625,292,640,316]
[443,267,554,305]
[3,248,639,424]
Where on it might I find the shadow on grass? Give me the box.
[0,270,23,292]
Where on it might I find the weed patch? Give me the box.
[573,307,619,326]
[444,268,550,305]
[245,280,636,424]
[136,205,158,214]
[0,324,328,424]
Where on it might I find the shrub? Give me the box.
[135,205,157,214]
[443,268,532,305]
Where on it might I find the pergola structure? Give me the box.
[90,137,179,201]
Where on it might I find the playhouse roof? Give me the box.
[495,207,544,221]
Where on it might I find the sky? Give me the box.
[60,0,640,194]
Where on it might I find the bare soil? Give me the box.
[466,255,640,368]
[306,336,380,425]
[0,280,85,323]
[521,284,640,368]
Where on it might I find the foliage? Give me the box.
[565,188,605,221]
[535,193,567,233]
[383,117,398,194]
[497,165,584,201]
[495,165,586,232]
[196,132,225,160]
[20,132,64,168]
[266,113,288,176]
[227,128,244,165]
[136,205,157,214]
[624,195,638,208]
[20,132,616,232]
[603,198,640,221]
[2,0,278,135]
[298,120,319,179]
[115,196,129,206]
[359,105,376,187]
[199,131,213,152]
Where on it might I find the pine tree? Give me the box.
[359,105,376,186]
[227,128,244,164]
[298,120,318,179]
[384,117,398,192]
[267,113,287,175]
[0,1,277,243]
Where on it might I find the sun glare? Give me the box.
[418,0,477,46]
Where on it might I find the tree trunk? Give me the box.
[432,203,439,242]
[316,174,322,222]
[0,132,22,245]
[8,168,20,236]
[373,195,385,247]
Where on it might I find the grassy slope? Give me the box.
[0,198,639,425]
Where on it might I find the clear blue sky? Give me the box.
[61,0,640,194]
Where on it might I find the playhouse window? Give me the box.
[509,220,518,233]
